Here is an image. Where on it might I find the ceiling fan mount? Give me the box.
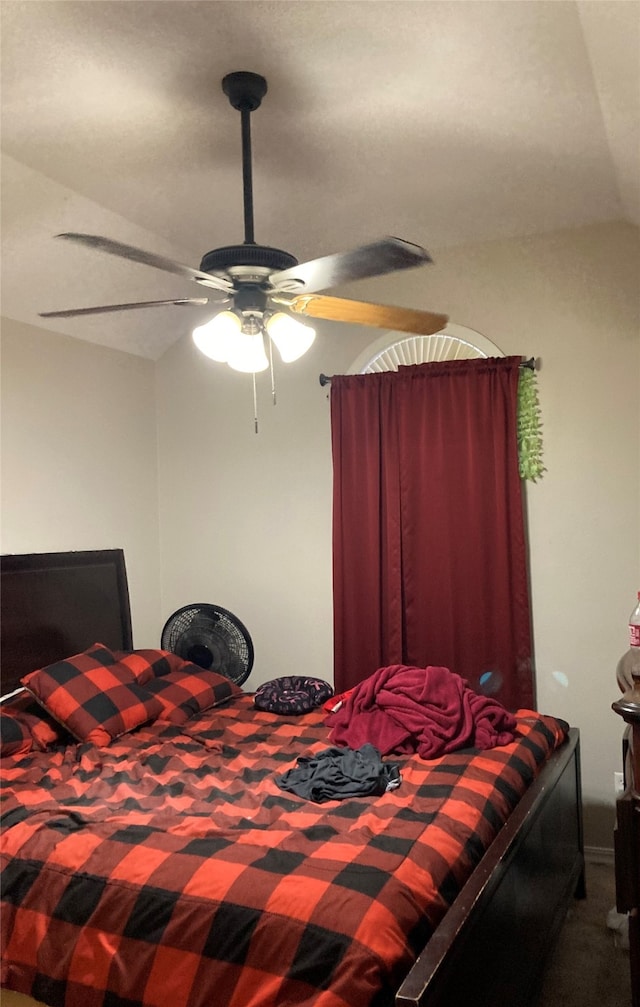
[39,70,449,360]
[222,70,268,112]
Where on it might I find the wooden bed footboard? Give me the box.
[396,728,585,1007]
[613,680,640,1007]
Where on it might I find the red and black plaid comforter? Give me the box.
[1,696,566,1007]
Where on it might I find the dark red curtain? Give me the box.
[330,356,534,711]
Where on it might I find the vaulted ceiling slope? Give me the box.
[1,0,638,359]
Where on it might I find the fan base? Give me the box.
[200,244,298,275]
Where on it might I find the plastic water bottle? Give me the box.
[616,591,640,692]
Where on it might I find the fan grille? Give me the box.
[161,604,254,686]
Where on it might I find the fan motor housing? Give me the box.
[199,244,298,277]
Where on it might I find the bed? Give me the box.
[1,549,585,1007]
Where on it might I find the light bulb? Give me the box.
[192,311,241,362]
[265,312,316,363]
[227,330,269,373]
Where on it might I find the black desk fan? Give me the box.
[161,603,254,687]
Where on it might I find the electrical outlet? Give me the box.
[614,771,625,797]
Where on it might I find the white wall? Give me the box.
[154,320,337,681]
[156,219,639,848]
[0,319,161,646]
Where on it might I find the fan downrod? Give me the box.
[222,71,267,111]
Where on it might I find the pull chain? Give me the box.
[252,372,259,433]
[268,337,277,405]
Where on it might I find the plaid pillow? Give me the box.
[142,668,242,725]
[113,648,187,680]
[0,708,34,756]
[21,644,163,747]
[1,690,68,751]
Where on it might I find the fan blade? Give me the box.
[276,293,448,336]
[55,233,234,292]
[269,237,432,294]
[39,297,215,318]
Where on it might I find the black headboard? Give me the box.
[1,549,133,694]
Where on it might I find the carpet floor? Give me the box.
[536,858,631,1006]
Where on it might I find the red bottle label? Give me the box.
[630,624,640,647]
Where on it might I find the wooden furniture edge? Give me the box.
[612,678,640,1007]
[396,727,584,1006]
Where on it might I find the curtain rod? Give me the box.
[319,357,537,387]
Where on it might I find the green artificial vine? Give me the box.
[517,367,545,481]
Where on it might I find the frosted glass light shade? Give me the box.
[266,312,316,362]
[227,331,269,373]
[192,311,241,362]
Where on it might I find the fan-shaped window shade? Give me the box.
[348,323,504,375]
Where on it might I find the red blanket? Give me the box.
[326,665,517,758]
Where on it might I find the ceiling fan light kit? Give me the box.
[39,69,449,414]
[227,328,270,374]
[192,310,242,364]
[193,307,315,372]
[265,313,316,363]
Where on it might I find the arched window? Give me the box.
[348,323,504,375]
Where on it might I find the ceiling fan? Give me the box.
[40,71,448,375]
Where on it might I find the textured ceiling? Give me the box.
[1,0,638,358]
